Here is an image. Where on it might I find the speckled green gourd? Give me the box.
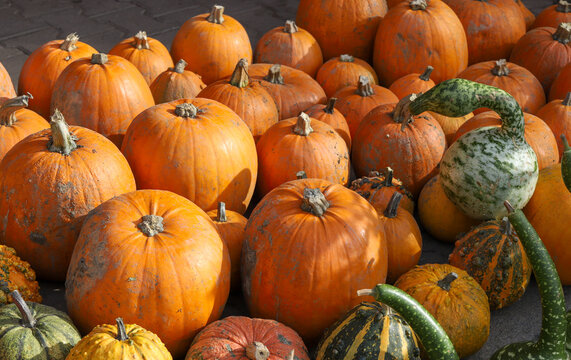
[490,202,568,360]
[315,301,422,360]
[357,285,459,360]
[0,290,81,360]
[561,134,571,192]
[409,78,538,220]
[567,310,571,356]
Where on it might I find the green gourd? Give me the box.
[408,78,538,220]
[561,134,571,192]
[567,310,571,356]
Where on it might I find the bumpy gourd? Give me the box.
[562,135,571,192]
[409,79,538,219]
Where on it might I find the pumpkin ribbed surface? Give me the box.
[0,245,41,305]
[315,301,421,360]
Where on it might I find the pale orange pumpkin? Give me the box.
[0,61,15,101]
[389,65,435,99]
[535,94,571,159]
[304,97,351,149]
[150,59,207,103]
[316,54,379,97]
[532,1,571,29]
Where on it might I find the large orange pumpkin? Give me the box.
[150,59,206,104]
[254,20,323,78]
[515,0,536,30]
[0,111,136,281]
[549,62,571,101]
[532,1,571,29]
[453,111,559,169]
[536,94,571,158]
[198,59,279,142]
[316,54,379,98]
[0,62,15,101]
[242,178,387,342]
[50,53,155,148]
[65,189,230,358]
[121,98,257,214]
[109,30,174,86]
[295,0,388,61]
[304,97,351,150]
[171,5,252,85]
[372,0,468,85]
[389,65,435,99]
[17,33,96,118]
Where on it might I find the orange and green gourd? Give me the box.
[562,134,571,192]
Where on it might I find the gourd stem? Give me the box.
[229,58,249,88]
[293,112,313,136]
[10,290,36,328]
[357,285,459,360]
[0,93,32,126]
[491,59,510,76]
[60,32,79,51]
[556,1,571,13]
[392,94,417,130]
[216,202,227,222]
[206,5,225,24]
[263,64,284,85]
[133,31,150,50]
[436,272,458,291]
[91,53,108,65]
[175,103,199,118]
[301,188,330,216]
[419,66,434,81]
[296,170,307,179]
[115,318,129,341]
[563,92,571,106]
[356,75,374,97]
[552,22,571,44]
[499,217,511,235]
[339,54,354,62]
[324,97,337,114]
[48,109,78,155]
[138,215,164,236]
[409,78,525,140]
[284,20,298,33]
[245,341,270,360]
[384,167,394,187]
[383,192,403,218]
[410,0,428,10]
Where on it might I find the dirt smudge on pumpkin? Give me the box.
[29,231,47,245]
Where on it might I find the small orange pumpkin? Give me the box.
[549,62,571,101]
[389,65,435,99]
[0,61,15,101]
[316,54,379,97]
[532,0,571,29]
[536,94,571,158]
[150,59,206,103]
[304,97,351,149]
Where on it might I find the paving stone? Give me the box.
[43,7,116,39]
[152,5,202,27]
[1,52,29,90]
[132,0,195,17]
[94,6,173,36]
[79,27,128,53]
[0,45,27,59]
[11,0,76,18]
[0,7,49,41]
[148,27,179,50]
[78,0,137,18]
[2,26,60,55]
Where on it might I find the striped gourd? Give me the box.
[409,78,538,220]
[562,134,571,192]
[315,301,421,360]
[566,310,570,356]
[490,202,568,360]
[0,290,81,360]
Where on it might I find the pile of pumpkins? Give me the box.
[0,0,569,359]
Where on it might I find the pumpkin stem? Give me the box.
[48,109,78,155]
[133,30,150,50]
[115,318,129,341]
[264,64,285,85]
[206,5,225,24]
[245,342,270,360]
[410,0,428,10]
[563,92,571,106]
[437,272,458,291]
[499,217,512,235]
[301,188,330,216]
[556,0,571,13]
[284,20,298,33]
[60,32,79,51]
[296,170,307,179]
[383,167,394,187]
[384,192,403,218]
[356,75,375,97]
[175,103,199,118]
[229,58,250,88]
[339,54,354,62]
[392,94,418,131]
[323,97,337,114]
[491,59,511,76]
[91,53,108,65]
[293,112,314,136]
[138,215,164,237]
[0,93,33,126]
[174,59,187,73]
[368,170,382,177]
[419,65,434,81]
[10,290,36,328]
[216,202,228,222]
[552,22,571,44]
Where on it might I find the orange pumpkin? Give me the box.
[249,63,326,120]
[150,59,206,103]
[394,264,490,358]
[0,94,48,161]
[50,53,155,148]
[429,112,473,147]
[109,30,174,86]
[443,0,526,65]
[536,94,571,158]
[65,189,230,358]
[549,62,571,101]
[242,178,387,342]
[0,61,15,101]
[453,111,559,169]
[0,245,41,305]
[532,1,571,29]
[295,0,388,61]
[352,95,446,198]
[121,99,257,214]
[254,20,323,78]
[316,54,379,97]
[514,0,536,30]
[171,5,252,85]
[304,97,351,149]
[417,174,479,243]
[197,59,279,142]
[17,33,97,118]
[333,76,398,138]
[0,111,136,281]
[389,65,435,99]
[373,0,468,85]
[457,59,546,115]
[255,113,349,197]
[510,23,571,92]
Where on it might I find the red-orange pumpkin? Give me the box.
[389,65,435,99]
[304,97,351,149]
[316,54,379,97]
[535,94,571,159]
[0,61,15,101]
[109,30,174,86]
[171,5,252,85]
[150,59,206,103]
[254,20,323,78]
[549,62,571,101]
[515,0,536,30]
[532,0,571,29]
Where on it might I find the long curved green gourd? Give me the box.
[357,285,459,360]
[561,134,571,192]
[408,78,538,220]
[490,201,568,360]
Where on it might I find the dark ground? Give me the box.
[0,1,568,360]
